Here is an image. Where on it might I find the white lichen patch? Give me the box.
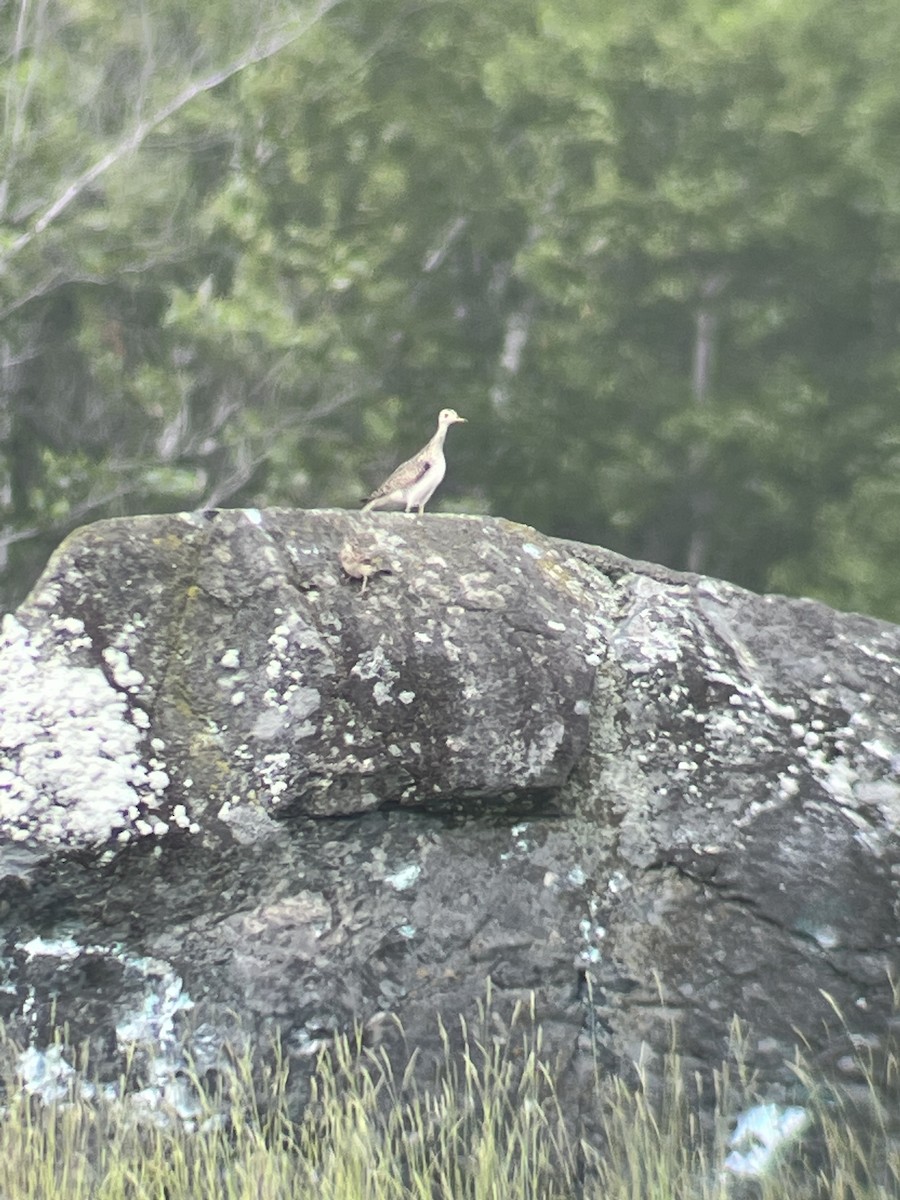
[613,594,684,670]
[101,646,145,692]
[777,774,800,800]
[254,614,327,749]
[577,916,604,965]
[351,644,400,706]
[115,955,194,1054]
[171,804,192,829]
[147,768,170,794]
[251,746,303,805]
[725,1104,809,1178]
[431,621,462,663]
[351,643,397,683]
[458,572,506,609]
[266,614,335,677]
[522,720,565,774]
[383,863,421,891]
[815,753,857,807]
[52,615,92,650]
[8,939,206,1121]
[287,686,321,722]
[0,616,170,847]
[16,1044,79,1104]
[251,701,309,740]
[19,936,83,962]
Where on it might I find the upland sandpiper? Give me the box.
[361,408,467,515]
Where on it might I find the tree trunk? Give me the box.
[685,273,727,574]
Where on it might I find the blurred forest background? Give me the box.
[2,0,900,619]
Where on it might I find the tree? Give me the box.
[3,0,900,621]
[0,0,340,604]
[486,0,900,598]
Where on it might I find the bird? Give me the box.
[361,408,467,515]
[339,537,392,594]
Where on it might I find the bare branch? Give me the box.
[0,0,342,274]
[422,216,469,273]
[1,0,54,220]
[0,481,139,553]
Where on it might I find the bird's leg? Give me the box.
[360,576,367,595]
[417,502,425,516]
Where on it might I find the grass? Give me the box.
[0,992,896,1199]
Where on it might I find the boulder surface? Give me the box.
[0,509,897,1137]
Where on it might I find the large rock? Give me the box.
[2,509,594,837]
[0,509,897,1137]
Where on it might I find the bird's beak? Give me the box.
[455,416,468,423]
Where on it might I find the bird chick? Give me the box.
[339,538,392,594]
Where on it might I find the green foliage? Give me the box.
[2,0,900,617]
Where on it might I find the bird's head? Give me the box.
[438,408,467,427]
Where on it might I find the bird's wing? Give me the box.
[364,452,432,502]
